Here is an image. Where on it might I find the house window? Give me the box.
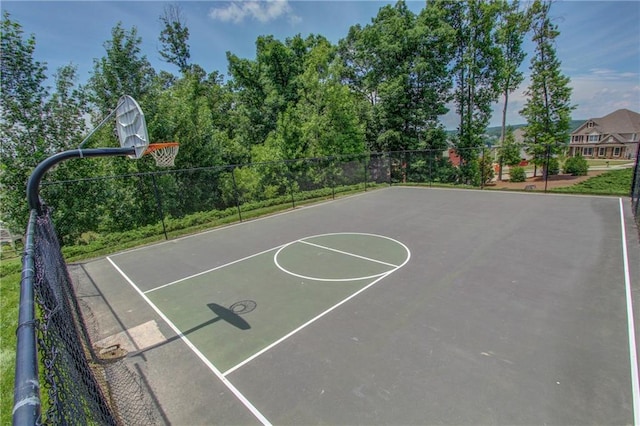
[587,122,594,128]
[572,135,585,143]
[632,133,637,141]
[583,147,593,156]
[598,147,606,157]
[588,134,600,142]
[613,147,621,157]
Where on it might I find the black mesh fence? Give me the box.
[14,147,639,424]
[35,148,601,245]
[631,148,640,227]
[13,207,162,425]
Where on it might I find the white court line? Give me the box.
[106,256,272,426]
[299,240,399,268]
[223,271,395,377]
[619,198,640,426]
[144,245,285,294]
[224,234,411,375]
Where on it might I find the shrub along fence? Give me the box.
[14,146,639,424]
[38,147,636,245]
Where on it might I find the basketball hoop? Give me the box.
[144,142,179,167]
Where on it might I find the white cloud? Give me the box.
[209,0,301,24]
[583,68,639,81]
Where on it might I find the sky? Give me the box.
[3,0,639,129]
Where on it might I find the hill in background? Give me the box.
[446,120,585,143]
[483,119,585,137]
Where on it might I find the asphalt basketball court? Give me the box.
[73,186,640,425]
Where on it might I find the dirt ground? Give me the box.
[489,169,607,191]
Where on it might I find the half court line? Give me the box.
[106,256,273,426]
[299,240,399,268]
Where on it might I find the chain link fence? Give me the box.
[631,147,640,227]
[14,146,638,424]
[14,207,163,425]
[38,147,596,244]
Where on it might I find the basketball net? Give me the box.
[145,143,179,167]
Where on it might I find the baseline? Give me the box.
[106,256,272,426]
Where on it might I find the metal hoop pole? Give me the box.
[27,147,135,212]
[12,210,38,426]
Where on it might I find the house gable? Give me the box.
[569,108,640,159]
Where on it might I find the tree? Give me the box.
[83,23,157,232]
[497,127,523,170]
[336,23,380,150]
[0,11,49,228]
[88,22,155,117]
[440,0,503,183]
[285,38,365,159]
[226,34,326,154]
[158,4,191,73]
[0,13,97,238]
[337,1,453,152]
[494,0,529,180]
[520,0,574,177]
[41,65,106,243]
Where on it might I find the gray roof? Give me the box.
[576,108,640,135]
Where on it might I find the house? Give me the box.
[568,109,640,160]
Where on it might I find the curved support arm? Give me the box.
[27,147,135,212]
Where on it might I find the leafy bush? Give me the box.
[460,160,480,186]
[509,166,527,182]
[479,155,495,184]
[546,157,560,175]
[434,160,459,183]
[551,168,632,195]
[564,155,589,176]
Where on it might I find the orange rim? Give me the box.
[144,142,179,155]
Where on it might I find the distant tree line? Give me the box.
[0,0,574,242]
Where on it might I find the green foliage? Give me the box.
[510,166,527,182]
[495,0,529,144]
[459,159,480,186]
[551,168,632,195]
[498,127,523,167]
[158,4,190,73]
[520,0,575,164]
[479,154,495,184]
[0,11,49,230]
[446,0,503,164]
[1,259,21,426]
[88,22,155,116]
[563,155,589,176]
[434,159,460,183]
[338,0,453,152]
[456,153,495,187]
[546,156,560,175]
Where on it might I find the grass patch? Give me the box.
[549,168,633,196]
[1,169,635,423]
[0,183,383,423]
[1,262,21,426]
[585,159,632,167]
